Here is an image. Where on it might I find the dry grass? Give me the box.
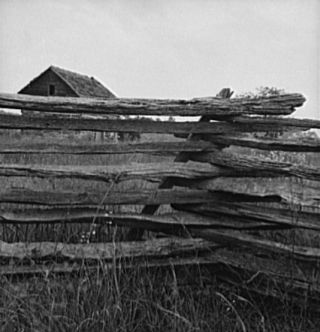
[1,261,319,332]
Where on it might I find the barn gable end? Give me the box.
[18,67,79,98]
[18,66,116,99]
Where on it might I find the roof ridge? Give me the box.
[51,66,116,98]
[50,66,80,97]
[51,65,93,80]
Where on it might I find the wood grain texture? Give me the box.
[0,141,216,155]
[173,201,320,230]
[0,188,282,207]
[0,187,221,206]
[192,177,320,206]
[0,114,225,134]
[0,161,225,183]
[0,237,215,260]
[226,115,320,128]
[0,209,274,230]
[210,135,320,152]
[191,150,320,181]
[0,114,304,134]
[191,229,320,262]
[0,92,305,116]
[2,229,319,263]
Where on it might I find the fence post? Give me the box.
[126,88,233,241]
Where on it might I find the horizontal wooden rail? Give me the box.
[2,230,319,263]
[0,209,276,230]
[0,237,215,260]
[0,187,221,206]
[2,204,318,231]
[191,150,320,181]
[0,188,282,207]
[0,92,305,116]
[1,227,319,262]
[1,159,318,183]
[0,162,225,182]
[191,229,320,262]
[192,177,320,206]
[210,135,320,152]
[173,201,320,231]
[0,114,305,134]
[0,141,216,155]
[227,115,320,128]
[0,114,222,134]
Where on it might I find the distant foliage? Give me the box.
[236,86,287,139]
[236,86,286,99]
[288,129,320,141]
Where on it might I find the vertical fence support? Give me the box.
[126,88,234,241]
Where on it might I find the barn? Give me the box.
[18,66,117,141]
[19,65,116,99]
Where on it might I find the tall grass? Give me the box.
[1,260,319,332]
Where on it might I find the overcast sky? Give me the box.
[0,0,319,119]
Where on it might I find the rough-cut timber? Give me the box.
[226,115,320,128]
[0,209,274,230]
[0,88,319,311]
[193,177,320,206]
[0,188,282,207]
[191,150,320,181]
[0,187,221,206]
[0,92,305,116]
[2,231,318,263]
[0,114,303,134]
[0,161,226,183]
[210,135,320,152]
[0,141,216,155]
[191,229,320,262]
[173,201,320,230]
[0,237,215,260]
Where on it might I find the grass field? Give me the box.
[0,130,319,331]
[1,261,319,332]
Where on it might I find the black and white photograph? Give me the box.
[0,0,319,331]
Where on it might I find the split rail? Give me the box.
[0,89,319,309]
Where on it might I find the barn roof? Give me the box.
[19,66,116,98]
[51,66,116,98]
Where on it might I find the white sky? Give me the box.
[0,0,319,119]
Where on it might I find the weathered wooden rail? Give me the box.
[0,90,319,309]
[0,92,306,116]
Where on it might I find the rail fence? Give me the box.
[0,89,319,309]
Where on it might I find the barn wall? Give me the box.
[19,70,78,97]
